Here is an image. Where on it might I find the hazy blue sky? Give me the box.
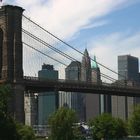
[2,0,140,79]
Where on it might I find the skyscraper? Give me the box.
[91,56,101,117]
[24,92,38,126]
[81,49,101,121]
[59,61,85,121]
[81,49,91,121]
[38,64,58,125]
[91,56,101,84]
[112,55,139,120]
[81,49,91,82]
[118,55,139,81]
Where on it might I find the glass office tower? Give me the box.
[38,64,58,125]
[112,55,139,120]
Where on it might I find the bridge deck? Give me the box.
[21,76,140,97]
[1,76,140,97]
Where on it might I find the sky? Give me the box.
[2,0,140,80]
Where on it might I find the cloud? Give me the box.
[89,31,140,82]
[4,0,139,79]
[82,20,109,30]
[9,0,139,40]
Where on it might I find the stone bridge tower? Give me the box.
[0,5,24,123]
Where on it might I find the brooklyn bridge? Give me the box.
[0,5,140,123]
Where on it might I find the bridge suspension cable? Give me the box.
[22,28,117,83]
[22,15,125,80]
[22,29,77,62]
[23,42,67,66]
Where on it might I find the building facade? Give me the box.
[91,56,101,84]
[91,56,101,118]
[60,49,102,121]
[118,55,139,81]
[38,64,58,125]
[81,49,91,82]
[24,93,38,126]
[112,55,139,120]
[81,49,91,121]
[81,49,101,121]
[59,61,85,121]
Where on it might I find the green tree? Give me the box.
[128,105,140,135]
[0,84,10,114]
[0,84,35,140]
[89,113,127,140]
[73,125,86,140]
[113,118,128,139]
[48,107,77,140]
[16,124,35,140]
[0,84,19,140]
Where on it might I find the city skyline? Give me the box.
[1,3,140,128]
[1,0,140,80]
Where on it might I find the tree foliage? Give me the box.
[73,125,86,140]
[0,84,11,114]
[89,113,127,140]
[128,105,140,135]
[0,84,18,140]
[48,107,78,140]
[113,118,128,139]
[16,124,35,140]
[0,84,35,140]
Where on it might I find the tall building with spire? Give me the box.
[81,49,91,121]
[81,49,91,82]
[91,56,111,114]
[91,56,101,83]
[81,49,101,121]
[90,56,101,118]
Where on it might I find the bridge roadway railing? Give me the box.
[23,76,140,97]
